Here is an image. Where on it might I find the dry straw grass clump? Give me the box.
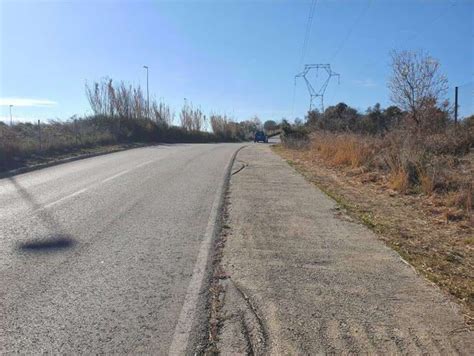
[287,127,473,219]
[310,132,378,169]
[388,169,410,194]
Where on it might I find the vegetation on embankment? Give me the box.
[0,78,261,172]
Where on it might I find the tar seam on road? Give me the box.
[168,145,247,356]
[231,160,248,176]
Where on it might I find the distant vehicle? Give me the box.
[254,131,268,143]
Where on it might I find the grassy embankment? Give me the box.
[1,78,261,173]
[0,116,242,172]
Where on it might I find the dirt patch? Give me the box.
[204,187,231,355]
[204,159,268,355]
[273,143,473,324]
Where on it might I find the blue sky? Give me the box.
[0,0,473,124]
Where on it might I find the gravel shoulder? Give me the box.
[216,143,473,354]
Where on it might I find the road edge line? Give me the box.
[168,145,247,356]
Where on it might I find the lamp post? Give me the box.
[143,65,149,118]
[9,105,13,126]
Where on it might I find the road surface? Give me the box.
[0,143,242,354]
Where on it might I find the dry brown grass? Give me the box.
[0,116,246,172]
[310,132,377,168]
[419,170,434,195]
[388,169,410,193]
[306,130,474,218]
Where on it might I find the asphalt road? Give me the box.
[0,143,242,354]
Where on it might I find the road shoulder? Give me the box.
[214,143,472,354]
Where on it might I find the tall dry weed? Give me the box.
[388,168,410,193]
[419,170,435,195]
[304,129,473,218]
[310,132,376,168]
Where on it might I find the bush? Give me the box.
[310,132,378,168]
[282,123,473,214]
[210,114,259,141]
[280,120,310,149]
[297,97,473,204]
[0,114,247,172]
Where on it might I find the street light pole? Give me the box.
[9,105,13,126]
[143,65,149,118]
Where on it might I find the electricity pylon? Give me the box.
[295,64,340,112]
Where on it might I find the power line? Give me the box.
[325,86,338,109]
[458,80,474,88]
[394,0,457,48]
[299,0,318,66]
[354,1,457,82]
[292,0,318,118]
[291,80,297,118]
[330,0,372,62]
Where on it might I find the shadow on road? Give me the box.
[8,176,77,253]
[18,234,76,252]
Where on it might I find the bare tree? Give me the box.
[86,78,147,119]
[388,50,448,127]
[106,79,115,117]
[191,107,204,131]
[210,114,229,135]
[85,81,105,115]
[250,115,262,130]
[115,82,132,118]
[151,100,172,126]
[131,86,146,119]
[180,102,193,130]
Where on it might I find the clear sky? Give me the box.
[0,0,473,124]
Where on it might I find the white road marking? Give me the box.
[168,190,222,355]
[168,149,238,355]
[101,169,131,183]
[101,159,156,184]
[35,158,159,212]
[42,188,87,209]
[135,160,154,168]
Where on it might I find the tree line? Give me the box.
[288,50,472,138]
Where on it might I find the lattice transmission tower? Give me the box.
[295,64,340,112]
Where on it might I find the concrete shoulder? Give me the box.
[217,143,473,355]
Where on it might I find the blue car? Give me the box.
[254,131,268,143]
